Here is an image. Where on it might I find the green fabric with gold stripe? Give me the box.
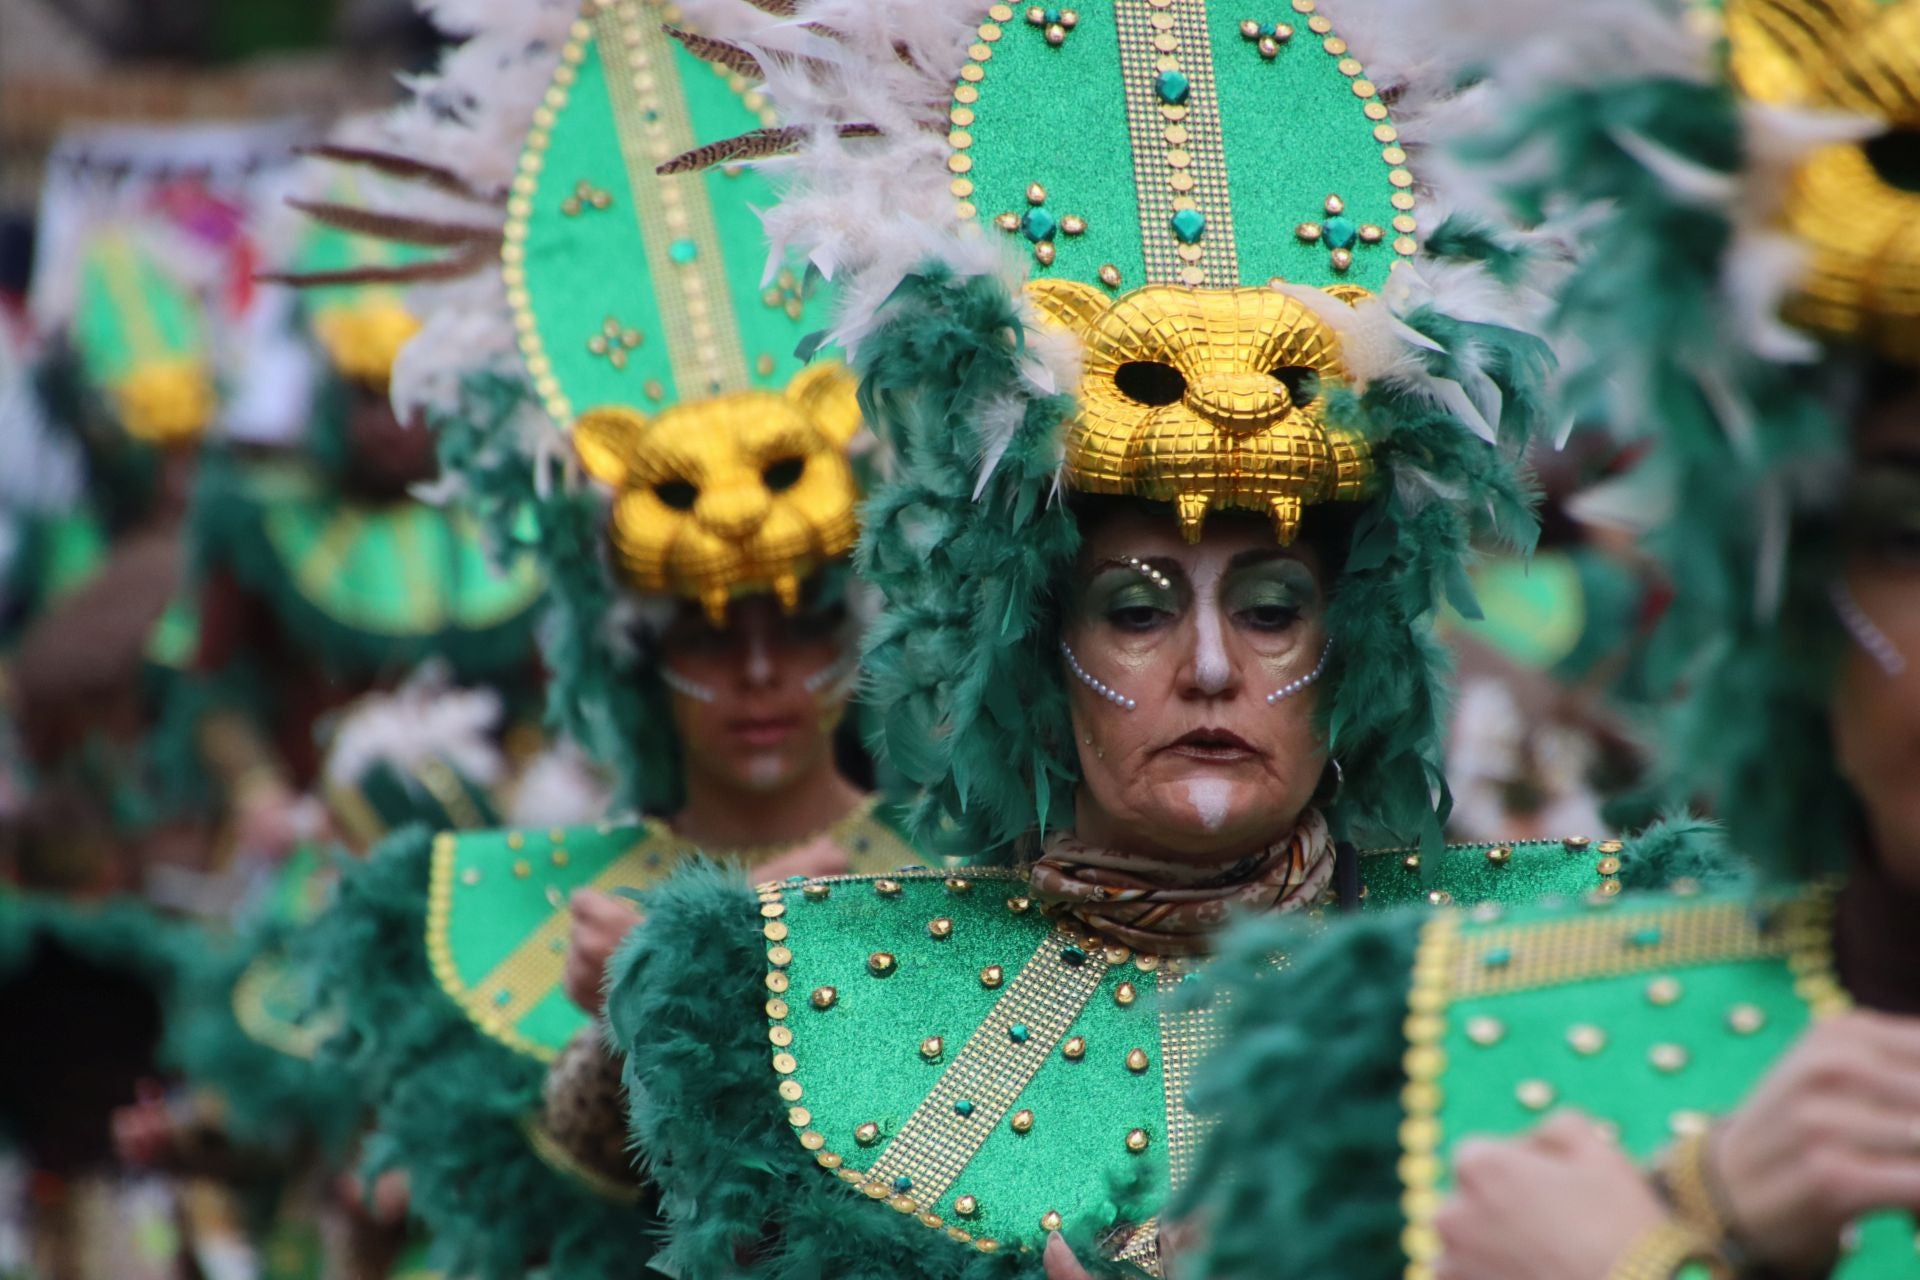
[430,804,922,1063]
[1401,886,1920,1279]
[760,838,1648,1269]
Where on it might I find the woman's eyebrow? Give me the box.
[1225,547,1304,572]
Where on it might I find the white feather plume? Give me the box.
[323,662,507,789]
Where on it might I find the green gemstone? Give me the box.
[1322,215,1357,249]
[953,1099,975,1117]
[893,1175,913,1193]
[1156,70,1190,104]
[1170,207,1207,244]
[1483,946,1512,969]
[1009,1023,1030,1044]
[1629,926,1663,948]
[1020,207,1059,243]
[1044,7,1061,20]
[668,238,698,264]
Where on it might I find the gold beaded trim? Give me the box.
[763,867,1035,1256]
[1396,886,1843,1280]
[503,0,767,428]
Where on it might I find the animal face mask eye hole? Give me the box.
[654,479,698,511]
[1271,366,1321,408]
[1113,360,1187,407]
[762,456,807,493]
[1864,128,1920,193]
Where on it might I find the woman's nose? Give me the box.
[1182,608,1241,698]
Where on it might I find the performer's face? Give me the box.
[1833,388,1920,884]
[659,593,852,797]
[1061,505,1330,860]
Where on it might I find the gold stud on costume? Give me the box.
[980,965,1005,989]
[1125,1128,1151,1154]
[869,952,897,976]
[1011,1109,1035,1134]
[1125,1047,1150,1073]
[811,986,837,1010]
[855,1122,881,1146]
[1062,1036,1086,1060]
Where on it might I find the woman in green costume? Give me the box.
[599,1,1727,1275]
[275,1,920,1274]
[1182,1,1920,1277]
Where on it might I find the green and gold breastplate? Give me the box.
[428,798,919,1063]
[1399,885,1920,1280]
[757,838,1630,1273]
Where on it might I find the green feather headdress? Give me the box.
[1440,0,1920,877]
[665,0,1566,858]
[286,0,870,812]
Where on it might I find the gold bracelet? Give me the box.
[1658,1129,1737,1244]
[1605,1219,1726,1280]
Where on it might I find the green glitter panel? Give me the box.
[432,822,683,1061]
[511,0,834,428]
[954,0,1410,292]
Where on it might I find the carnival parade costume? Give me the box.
[1184,0,1920,1277]
[595,1,1733,1275]
[276,2,919,1275]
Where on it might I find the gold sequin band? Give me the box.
[1114,0,1237,285]
[591,0,748,398]
[862,927,1114,1203]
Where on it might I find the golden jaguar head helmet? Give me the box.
[572,360,863,624]
[1028,280,1375,544]
[1729,0,1920,360]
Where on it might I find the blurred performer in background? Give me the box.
[1186,1,1920,1277]
[267,2,919,1274]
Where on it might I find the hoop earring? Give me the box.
[1316,758,1345,807]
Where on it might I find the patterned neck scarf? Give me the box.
[1028,809,1335,956]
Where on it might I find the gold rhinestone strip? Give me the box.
[1114,0,1237,286]
[1156,968,1226,1192]
[593,0,747,399]
[1398,909,1458,1280]
[1450,900,1786,998]
[1107,969,1232,1274]
[862,928,1113,1203]
[426,831,694,1063]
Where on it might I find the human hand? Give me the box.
[1434,1111,1669,1280]
[110,1080,178,1168]
[564,888,644,1015]
[1710,1010,1920,1275]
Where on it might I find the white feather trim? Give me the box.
[323,662,506,789]
[505,740,615,828]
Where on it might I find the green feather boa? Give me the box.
[610,859,1134,1279]
[161,918,362,1160]
[1469,74,1856,878]
[853,263,1548,860]
[1178,816,1741,1280]
[429,376,678,813]
[306,825,659,1280]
